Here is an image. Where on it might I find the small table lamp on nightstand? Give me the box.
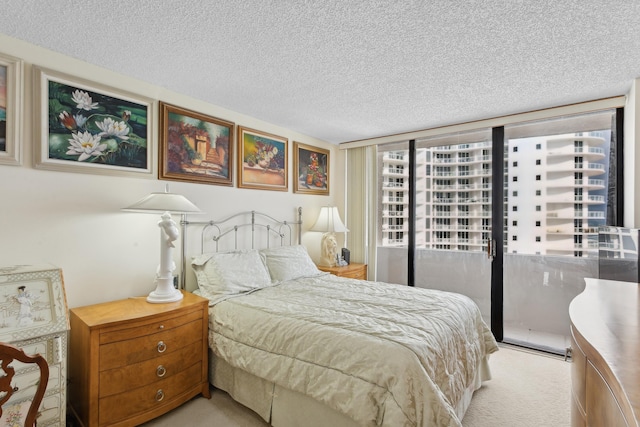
[310,206,349,267]
[123,185,202,303]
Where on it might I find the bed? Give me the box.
[184,209,498,427]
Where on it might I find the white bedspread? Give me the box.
[208,274,498,427]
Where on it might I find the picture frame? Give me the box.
[33,66,154,177]
[237,126,288,191]
[0,53,23,166]
[159,102,234,186]
[293,141,330,195]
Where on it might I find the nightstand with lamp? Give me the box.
[68,185,211,427]
[310,206,368,280]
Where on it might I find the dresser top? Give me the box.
[70,291,207,328]
[569,278,640,424]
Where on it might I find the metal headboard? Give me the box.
[196,208,302,253]
[180,207,303,289]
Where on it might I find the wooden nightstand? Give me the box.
[68,291,210,427]
[317,263,368,280]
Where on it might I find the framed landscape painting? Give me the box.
[237,126,288,191]
[293,141,329,195]
[33,67,154,177]
[0,53,23,166]
[159,102,234,186]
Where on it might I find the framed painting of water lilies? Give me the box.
[0,52,23,166]
[237,125,288,191]
[33,67,154,177]
[293,142,329,195]
[159,102,234,186]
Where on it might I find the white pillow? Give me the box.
[191,250,272,302]
[260,245,324,282]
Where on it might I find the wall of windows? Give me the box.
[375,108,622,353]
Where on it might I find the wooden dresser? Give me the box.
[68,291,210,427]
[569,278,640,427]
[317,263,367,280]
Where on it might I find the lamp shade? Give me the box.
[310,206,349,233]
[123,186,202,214]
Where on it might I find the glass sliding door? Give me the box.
[413,130,493,323]
[502,109,618,353]
[377,129,492,324]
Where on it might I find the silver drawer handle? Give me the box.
[156,365,167,377]
[155,389,165,402]
[157,341,167,353]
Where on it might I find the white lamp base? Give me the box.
[147,276,183,303]
[147,211,183,304]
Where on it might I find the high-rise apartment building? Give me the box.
[381,150,409,246]
[507,135,606,257]
[380,134,608,257]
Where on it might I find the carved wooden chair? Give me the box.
[0,342,49,426]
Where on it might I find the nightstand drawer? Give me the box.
[100,309,203,344]
[317,263,367,280]
[99,340,202,397]
[99,319,202,370]
[99,362,202,426]
[340,269,366,280]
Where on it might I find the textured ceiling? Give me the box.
[2,0,640,144]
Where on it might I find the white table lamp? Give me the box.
[123,185,202,303]
[310,206,349,267]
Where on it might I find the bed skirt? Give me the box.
[209,349,490,427]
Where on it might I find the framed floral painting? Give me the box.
[33,67,154,177]
[237,126,288,191]
[0,53,23,166]
[159,102,234,186]
[293,142,329,195]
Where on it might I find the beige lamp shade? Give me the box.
[123,186,202,214]
[310,206,349,233]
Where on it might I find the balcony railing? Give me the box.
[383,224,406,231]
[386,153,406,160]
[386,238,405,244]
[386,168,406,175]
[384,211,407,217]
[384,182,406,188]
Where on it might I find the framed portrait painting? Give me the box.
[237,126,288,191]
[293,142,329,195]
[159,102,234,186]
[0,53,23,166]
[33,67,154,177]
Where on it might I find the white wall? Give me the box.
[0,34,345,308]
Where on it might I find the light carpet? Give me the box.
[142,344,571,427]
[461,344,571,426]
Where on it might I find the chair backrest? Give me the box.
[0,342,49,426]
